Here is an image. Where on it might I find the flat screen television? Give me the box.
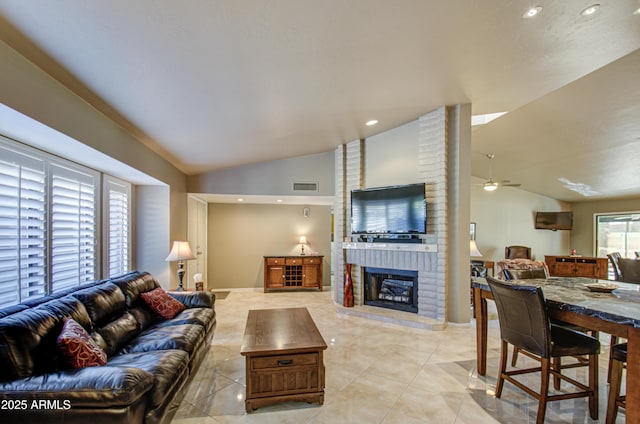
[535,211,573,231]
[351,183,426,234]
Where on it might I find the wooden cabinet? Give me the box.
[264,256,323,292]
[545,255,608,279]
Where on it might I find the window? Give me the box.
[595,212,640,278]
[104,176,131,277]
[0,137,132,308]
[49,163,98,292]
[0,147,46,307]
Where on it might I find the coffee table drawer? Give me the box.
[251,353,318,370]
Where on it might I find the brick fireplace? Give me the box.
[332,106,470,325]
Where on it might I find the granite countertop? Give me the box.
[473,276,640,327]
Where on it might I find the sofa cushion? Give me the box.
[109,350,189,408]
[97,312,139,357]
[42,296,93,331]
[0,307,62,381]
[140,287,185,319]
[72,283,126,327]
[168,290,215,309]
[154,308,215,332]
[0,365,154,408]
[57,318,107,368]
[121,324,204,356]
[111,271,159,308]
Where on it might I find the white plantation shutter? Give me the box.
[104,176,130,277]
[0,146,46,308]
[50,164,97,292]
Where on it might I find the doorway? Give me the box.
[187,195,208,289]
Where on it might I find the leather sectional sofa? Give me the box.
[0,271,216,424]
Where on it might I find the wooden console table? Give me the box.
[263,256,323,292]
[240,308,327,412]
[545,255,608,279]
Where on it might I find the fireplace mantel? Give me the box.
[342,242,438,252]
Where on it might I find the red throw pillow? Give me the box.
[57,318,107,368]
[140,287,185,319]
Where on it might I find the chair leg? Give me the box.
[511,347,520,367]
[608,335,619,383]
[537,358,551,424]
[495,340,508,398]
[552,357,561,390]
[606,357,624,424]
[589,353,599,420]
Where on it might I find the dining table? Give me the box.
[472,276,640,423]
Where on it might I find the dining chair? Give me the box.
[618,257,640,283]
[503,267,547,281]
[606,343,627,424]
[487,276,600,423]
[504,245,532,260]
[502,266,592,373]
[607,252,623,281]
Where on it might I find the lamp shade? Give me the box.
[165,241,196,262]
[298,236,307,245]
[470,240,483,257]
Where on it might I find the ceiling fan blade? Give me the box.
[501,183,521,187]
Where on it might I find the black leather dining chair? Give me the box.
[504,245,531,260]
[487,276,600,423]
[618,257,640,283]
[607,252,623,281]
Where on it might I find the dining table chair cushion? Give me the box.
[550,324,601,357]
[611,343,627,362]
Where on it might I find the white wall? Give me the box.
[470,176,571,263]
[364,120,420,187]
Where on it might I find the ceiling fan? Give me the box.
[479,154,521,192]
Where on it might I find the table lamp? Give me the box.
[165,241,196,291]
[299,236,307,255]
[470,239,483,257]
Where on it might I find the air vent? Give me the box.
[293,182,319,192]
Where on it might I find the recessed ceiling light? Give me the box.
[276,199,283,203]
[237,198,244,202]
[366,119,378,126]
[523,6,542,18]
[580,4,600,16]
[633,7,640,15]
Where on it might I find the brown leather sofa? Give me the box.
[0,271,216,424]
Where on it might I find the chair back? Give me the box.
[487,276,551,358]
[608,252,623,281]
[618,258,640,283]
[503,267,548,280]
[505,245,531,260]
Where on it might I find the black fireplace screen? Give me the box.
[364,267,418,313]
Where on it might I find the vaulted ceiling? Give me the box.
[0,1,638,202]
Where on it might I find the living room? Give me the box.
[1,2,640,423]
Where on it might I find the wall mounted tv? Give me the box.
[351,183,426,234]
[535,211,573,231]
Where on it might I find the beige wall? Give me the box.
[471,176,571,263]
[207,203,332,290]
[571,197,640,256]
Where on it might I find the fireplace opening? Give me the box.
[364,267,418,313]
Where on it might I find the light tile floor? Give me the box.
[172,290,624,423]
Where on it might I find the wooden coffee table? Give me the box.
[240,307,327,412]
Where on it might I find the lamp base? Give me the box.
[176,261,186,291]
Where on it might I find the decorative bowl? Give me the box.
[585,283,619,293]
